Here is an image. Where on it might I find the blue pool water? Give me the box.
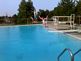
[0,25,81,61]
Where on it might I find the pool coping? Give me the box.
[48,29,81,41]
[48,30,77,33]
[66,33,81,41]
[0,24,42,27]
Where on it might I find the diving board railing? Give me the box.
[58,48,81,61]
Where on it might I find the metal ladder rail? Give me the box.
[58,48,74,61]
[74,49,81,56]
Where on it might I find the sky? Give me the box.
[0,0,60,16]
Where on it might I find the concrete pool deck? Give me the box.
[66,32,81,41]
[48,28,81,41]
[47,21,81,40]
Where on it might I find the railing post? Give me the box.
[58,48,81,61]
[71,55,74,61]
[57,48,74,61]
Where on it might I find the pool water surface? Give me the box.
[0,25,81,61]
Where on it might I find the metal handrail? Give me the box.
[74,49,81,56]
[58,48,74,61]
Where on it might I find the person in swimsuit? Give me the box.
[39,16,48,27]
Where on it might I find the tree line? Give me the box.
[49,0,81,16]
[0,0,81,24]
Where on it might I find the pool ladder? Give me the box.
[58,48,81,61]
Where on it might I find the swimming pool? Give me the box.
[0,25,81,61]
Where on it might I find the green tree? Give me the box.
[53,0,75,16]
[18,0,27,18]
[48,10,54,18]
[12,14,17,24]
[53,6,64,16]
[75,0,81,15]
[37,9,49,18]
[18,0,35,18]
[17,0,35,24]
[26,1,35,18]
